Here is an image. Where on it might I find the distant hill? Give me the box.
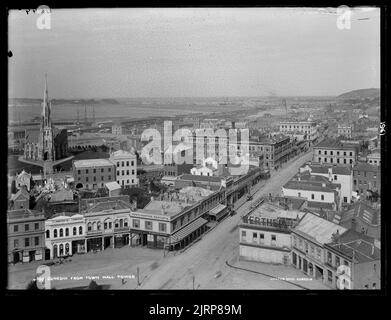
[337,88,380,101]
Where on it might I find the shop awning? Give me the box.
[168,217,208,244]
[208,204,227,217]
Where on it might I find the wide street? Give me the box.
[135,150,317,290]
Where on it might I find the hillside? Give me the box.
[337,88,380,101]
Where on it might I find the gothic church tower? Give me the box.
[40,74,54,161]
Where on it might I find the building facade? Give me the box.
[338,125,353,139]
[313,140,357,165]
[73,159,116,190]
[8,209,46,263]
[45,214,86,259]
[110,150,138,187]
[323,230,380,289]
[291,212,347,285]
[239,201,305,264]
[279,120,318,142]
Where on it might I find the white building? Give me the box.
[282,172,341,211]
[239,201,306,265]
[190,158,221,177]
[300,164,353,204]
[110,150,138,187]
[45,214,86,259]
[279,120,318,142]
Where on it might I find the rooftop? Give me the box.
[325,229,380,263]
[293,212,347,245]
[105,181,121,192]
[110,150,136,158]
[7,209,45,221]
[247,201,306,221]
[142,200,186,216]
[303,164,351,176]
[86,199,131,214]
[340,201,380,227]
[315,139,356,150]
[353,162,379,173]
[179,174,223,183]
[73,158,114,168]
[283,181,339,195]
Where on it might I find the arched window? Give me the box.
[53,244,58,258]
[73,227,77,236]
[79,226,83,235]
[65,228,69,237]
[46,230,50,239]
[120,219,123,228]
[124,219,128,227]
[87,223,92,231]
[60,229,64,237]
[59,244,64,256]
[54,229,58,238]
[97,222,101,231]
[92,222,97,231]
[114,220,119,228]
[65,243,70,255]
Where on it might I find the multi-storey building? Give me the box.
[300,164,353,204]
[239,201,305,264]
[255,134,292,170]
[73,159,116,190]
[110,150,138,187]
[9,187,30,210]
[323,229,380,289]
[337,125,353,139]
[291,212,347,284]
[45,213,86,259]
[130,186,225,250]
[353,162,381,196]
[8,209,46,263]
[279,120,318,142]
[313,139,357,165]
[81,196,133,251]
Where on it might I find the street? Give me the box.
[136,150,316,290]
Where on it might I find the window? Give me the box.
[13,225,18,232]
[318,157,321,162]
[86,169,89,174]
[330,151,333,155]
[35,236,39,246]
[252,232,258,241]
[126,161,129,166]
[159,223,167,232]
[79,226,83,235]
[77,170,81,174]
[350,159,353,164]
[117,161,120,167]
[108,168,111,172]
[311,194,315,200]
[86,177,89,182]
[310,245,314,255]
[93,169,96,173]
[241,230,246,240]
[335,256,340,267]
[145,221,153,230]
[334,175,337,181]
[117,171,120,176]
[122,161,124,167]
[122,170,125,175]
[73,227,77,236]
[133,219,140,228]
[324,150,327,155]
[328,270,333,283]
[324,158,327,163]
[350,152,353,156]
[54,229,57,238]
[271,235,276,241]
[60,229,64,237]
[24,224,29,232]
[101,168,104,173]
[321,195,324,201]
[316,248,321,259]
[343,152,346,156]
[34,223,39,230]
[337,159,340,164]
[14,239,19,248]
[327,251,332,264]
[25,238,30,247]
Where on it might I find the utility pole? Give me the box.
[136,266,140,286]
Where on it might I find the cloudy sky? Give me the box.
[8,7,380,99]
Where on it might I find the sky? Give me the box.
[8,7,380,99]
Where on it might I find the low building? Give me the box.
[45,213,86,259]
[313,139,357,165]
[163,163,193,177]
[300,164,353,204]
[110,150,138,187]
[353,163,380,196]
[239,201,305,264]
[8,209,46,263]
[323,229,380,289]
[73,158,116,190]
[105,181,121,197]
[291,212,347,284]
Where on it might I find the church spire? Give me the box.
[42,74,51,127]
